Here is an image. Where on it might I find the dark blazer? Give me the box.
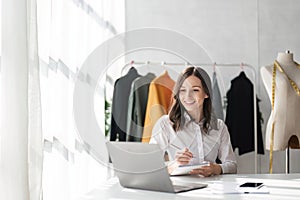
[110,67,141,141]
[225,72,264,155]
[126,73,156,142]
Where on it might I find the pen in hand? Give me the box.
[170,143,196,158]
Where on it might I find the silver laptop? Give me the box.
[106,142,207,193]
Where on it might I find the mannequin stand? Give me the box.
[286,136,300,174]
[286,147,289,174]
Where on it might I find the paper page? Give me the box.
[170,161,209,176]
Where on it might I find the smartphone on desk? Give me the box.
[239,182,263,188]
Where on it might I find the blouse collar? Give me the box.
[183,111,218,131]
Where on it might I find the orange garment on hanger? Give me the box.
[142,71,175,143]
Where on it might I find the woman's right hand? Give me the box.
[174,148,194,165]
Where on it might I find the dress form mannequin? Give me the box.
[260,51,300,151]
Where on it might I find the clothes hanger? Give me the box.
[213,62,216,73]
[130,60,134,69]
[161,61,168,75]
[240,62,244,71]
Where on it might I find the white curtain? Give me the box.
[1,0,42,199]
[0,0,124,199]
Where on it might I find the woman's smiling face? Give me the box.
[179,75,208,113]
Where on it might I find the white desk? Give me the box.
[78,174,300,200]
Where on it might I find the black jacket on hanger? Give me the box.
[225,72,264,155]
[126,73,156,142]
[110,67,141,141]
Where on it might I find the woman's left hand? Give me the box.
[189,162,222,177]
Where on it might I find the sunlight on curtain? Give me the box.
[1,0,32,199]
[36,0,124,199]
[27,0,43,199]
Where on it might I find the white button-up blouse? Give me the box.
[149,113,237,174]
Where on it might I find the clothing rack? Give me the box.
[121,60,259,173]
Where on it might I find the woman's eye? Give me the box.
[193,89,200,92]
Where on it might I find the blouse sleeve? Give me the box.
[149,115,170,154]
[218,122,237,174]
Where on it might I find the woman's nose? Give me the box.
[185,90,193,98]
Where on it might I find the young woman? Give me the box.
[150,66,237,177]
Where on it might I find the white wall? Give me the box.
[124,0,300,174]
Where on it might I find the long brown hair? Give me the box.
[169,67,212,133]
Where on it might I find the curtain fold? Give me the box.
[27,0,43,199]
[1,0,37,199]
